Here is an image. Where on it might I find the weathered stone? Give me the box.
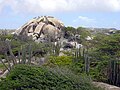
[93,82,120,90]
[42,24,61,40]
[27,33,34,37]
[34,22,45,34]
[14,16,64,42]
[47,17,64,29]
[28,22,38,33]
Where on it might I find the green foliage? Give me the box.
[93,33,107,45]
[0,27,119,88]
[0,34,14,41]
[0,63,8,70]
[45,56,85,74]
[89,33,120,86]
[70,61,84,74]
[0,64,102,90]
[61,51,73,56]
[97,34,120,57]
[64,26,76,34]
[0,39,26,57]
[46,56,73,67]
[0,55,5,59]
[89,61,108,82]
[63,26,76,39]
[77,27,91,38]
[0,41,8,57]
[77,27,91,44]
[108,60,120,86]
[10,40,26,54]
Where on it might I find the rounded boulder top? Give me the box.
[15,16,65,42]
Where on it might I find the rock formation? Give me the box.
[15,16,64,42]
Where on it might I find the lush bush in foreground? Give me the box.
[0,64,102,90]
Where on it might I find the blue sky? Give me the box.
[0,0,120,29]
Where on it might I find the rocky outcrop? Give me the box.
[93,82,120,90]
[15,16,64,42]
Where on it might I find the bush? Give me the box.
[0,34,14,41]
[0,64,102,90]
[70,62,84,74]
[46,56,73,67]
[89,33,120,83]
[0,63,8,70]
[45,56,85,74]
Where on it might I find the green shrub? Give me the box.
[45,56,85,74]
[0,64,102,90]
[61,51,73,56]
[46,56,73,67]
[0,63,8,70]
[70,62,84,74]
[0,55,5,59]
[0,34,14,41]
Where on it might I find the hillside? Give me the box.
[0,16,120,90]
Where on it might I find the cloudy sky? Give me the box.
[0,0,120,29]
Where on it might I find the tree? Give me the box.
[97,33,120,58]
[63,26,76,39]
[77,27,91,39]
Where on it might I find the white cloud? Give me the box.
[0,0,120,14]
[78,16,96,22]
[73,16,96,23]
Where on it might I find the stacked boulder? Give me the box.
[15,16,64,42]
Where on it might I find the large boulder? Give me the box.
[15,16,64,42]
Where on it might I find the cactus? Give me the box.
[5,52,11,70]
[82,48,85,58]
[5,41,17,65]
[72,46,90,74]
[54,42,61,56]
[21,45,26,64]
[108,59,120,86]
[0,57,10,72]
[73,47,82,62]
[116,60,120,86]
[109,59,115,85]
[84,55,90,74]
[74,49,77,62]
[28,44,32,64]
[0,41,35,73]
[78,47,82,58]
[18,51,21,64]
[76,49,79,59]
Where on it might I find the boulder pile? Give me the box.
[15,16,64,42]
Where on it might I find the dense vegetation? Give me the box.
[0,28,120,89]
[0,64,102,90]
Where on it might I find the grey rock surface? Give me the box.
[93,82,120,90]
[15,16,64,42]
